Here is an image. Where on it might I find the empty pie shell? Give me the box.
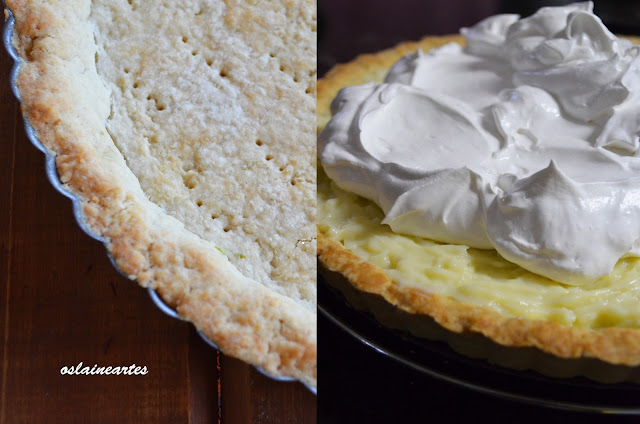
[6,0,317,389]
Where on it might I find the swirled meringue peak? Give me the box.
[319,2,640,285]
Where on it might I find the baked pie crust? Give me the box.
[7,0,316,388]
[318,35,640,368]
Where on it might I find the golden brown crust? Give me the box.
[8,0,316,388]
[318,35,640,367]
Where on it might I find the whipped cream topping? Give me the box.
[319,2,640,285]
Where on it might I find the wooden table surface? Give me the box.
[0,31,316,424]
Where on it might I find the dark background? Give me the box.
[318,1,640,422]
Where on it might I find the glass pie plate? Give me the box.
[319,265,640,414]
[3,5,314,394]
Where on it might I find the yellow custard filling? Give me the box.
[318,167,640,330]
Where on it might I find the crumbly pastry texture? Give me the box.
[318,35,640,366]
[8,0,316,387]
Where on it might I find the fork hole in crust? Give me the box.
[183,173,197,189]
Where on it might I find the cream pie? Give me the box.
[318,3,640,369]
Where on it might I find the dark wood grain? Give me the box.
[0,28,316,424]
[221,356,316,424]
[0,39,17,424]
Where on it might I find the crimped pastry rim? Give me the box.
[6,0,317,390]
[317,34,640,367]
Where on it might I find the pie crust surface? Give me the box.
[8,0,317,387]
[318,35,640,367]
